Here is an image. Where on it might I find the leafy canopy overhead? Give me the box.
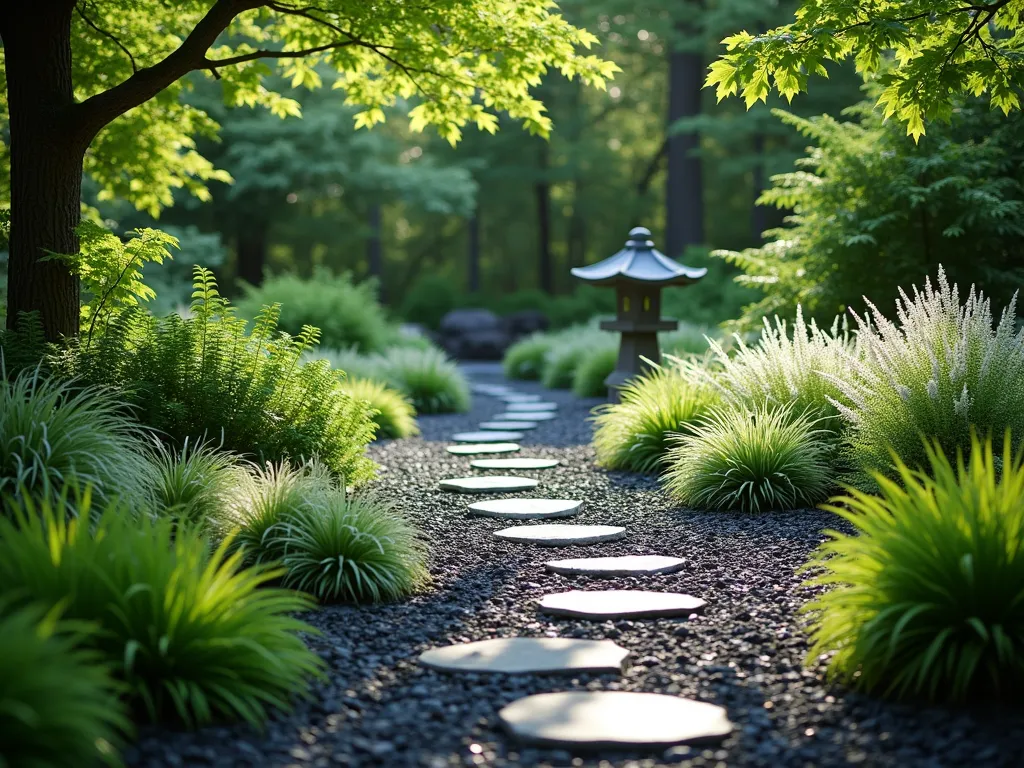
[706,0,1024,140]
[0,0,618,215]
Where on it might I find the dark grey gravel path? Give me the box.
[128,365,1024,768]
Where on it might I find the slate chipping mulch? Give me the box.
[128,366,1024,768]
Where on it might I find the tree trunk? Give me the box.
[366,204,385,304]
[467,210,481,293]
[665,43,704,258]
[2,3,84,340]
[235,219,268,287]
[536,141,553,293]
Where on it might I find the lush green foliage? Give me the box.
[0,494,324,728]
[592,364,721,473]
[717,102,1024,329]
[274,493,428,604]
[503,334,556,381]
[0,369,153,512]
[832,269,1024,486]
[805,434,1024,702]
[702,308,857,435]
[315,346,469,415]
[663,404,833,512]
[236,271,393,353]
[55,269,377,483]
[542,329,613,389]
[707,0,1024,140]
[340,378,419,440]
[572,344,619,398]
[148,438,238,529]
[0,600,128,768]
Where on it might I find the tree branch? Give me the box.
[76,1,137,73]
[635,138,667,196]
[204,41,358,70]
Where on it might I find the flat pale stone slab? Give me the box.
[452,431,525,443]
[418,637,629,675]
[470,458,560,470]
[471,384,512,396]
[538,590,706,620]
[496,412,557,421]
[506,402,558,411]
[480,421,538,430]
[501,394,543,404]
[494,524,625,547]
[544,555,686,577]
[499,691,733,748]
[439,476,539,493]
[468,498,582,520]
[447,443,521,455]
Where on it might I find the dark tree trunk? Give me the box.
[467,210,481,293]
[751,132,767,243]
[2,3,84,340]
[665,43,704,258]
[367,204,385,303]
[235,219,268,287]
[567,179,587,270]
[536,141,553,293]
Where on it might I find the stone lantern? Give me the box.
[571,226,706,399]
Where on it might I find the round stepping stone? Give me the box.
[501,394,543,403]
[499,691,733,749]
[494,524,625,547]
[470,457,559,470]
[439,476,539,493]
[446,443,520,456]
[506,402,557,411]
[496,412,557,421]
[480,421,538,430]
[468,498,582,520]
[538,590,706,620]
[544,555,686,577]
[452,431,524,443]
[471,384,512,396]
[418,637,629,675]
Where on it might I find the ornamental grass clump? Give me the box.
[804,434,1024,703]
[0,492,324,728]
[148,437,238,528]
[663,403,833,513]
[592,363,721,473]
[572,344,619,398]
[341,377,419,439]
[706,308,857,435]
[503,333,555,381]
[542,328,609,389]
[0,368,154,512]
[830,267,1024,485]
[0,600,129,768]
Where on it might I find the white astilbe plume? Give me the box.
[826,266,1024,485]
[676,306,860,436]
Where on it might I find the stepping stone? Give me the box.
[506,402,558,411]
[447,443,521,456]
[470,457,559,470]
[496,412,557,421]
[452,431,525,443]
[499,691,733,749]
[480,421,538,430]
[468,498,582,520]
[418,637,629,675]
[538,590,706,620]
[439,476,539,493]
[501,394,543,404]
[544,555,686,577]
[494,524,625,547]
[471,384,512,396]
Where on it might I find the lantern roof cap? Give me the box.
[571,227,707,286]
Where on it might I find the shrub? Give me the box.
[276,493,428,603]
[542,329,608,389]
[805,434,1024,702]
[592,363,721,473]
[0,492,324,728]
[398,274,462,330]
[660,322,715,357]
[830,268,1024,486]
[572,344,618,398]
[341,378,418,439]
[705,308,857,435]
[0,368,153,512]
[504,334,555,381]
[56,268,378,484]
[148,438,237,528]
[0,599,128,768]
[237,269,392,352]
[662,404,833,512]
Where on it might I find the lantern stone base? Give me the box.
[601,322,677,401]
